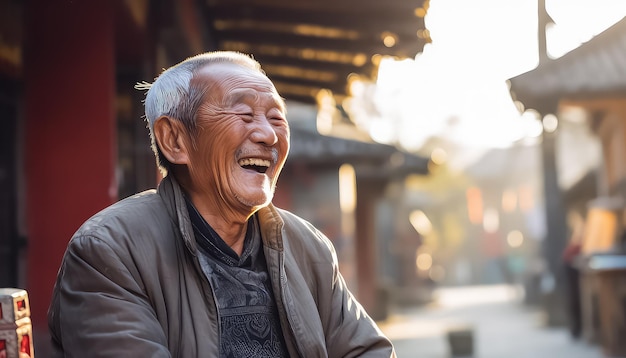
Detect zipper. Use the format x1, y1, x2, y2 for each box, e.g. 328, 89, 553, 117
195, 254, 221, 356
277, 251, 306, 358
208, 278, 221, 356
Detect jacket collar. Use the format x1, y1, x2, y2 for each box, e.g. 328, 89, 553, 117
157, 175, 198, 255
257, 204, 284, 252
157, 174, 285, 253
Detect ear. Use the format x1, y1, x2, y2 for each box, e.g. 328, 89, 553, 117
153, 116, 191, 165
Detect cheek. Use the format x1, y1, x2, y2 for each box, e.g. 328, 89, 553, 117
278, 130, 290, 159
209, 121, 241, 161
189, 121, 239, 184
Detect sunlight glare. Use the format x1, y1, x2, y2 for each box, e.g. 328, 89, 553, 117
369, 119, 396, 144
542, 114, 558, 133
416, 252, 433, 271
545, 0, 626, 58
370, 0, 626, 158
483, 208, 499, 234
434, 284, 519, 308
410, 210, 433, 235
507, 230, 524, 248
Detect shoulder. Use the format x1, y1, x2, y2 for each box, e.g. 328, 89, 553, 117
70, 189, 174, 251
273, 207, 337, 263
57, 189, 183, 299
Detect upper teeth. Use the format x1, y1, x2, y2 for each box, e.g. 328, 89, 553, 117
238, 158, 270, 167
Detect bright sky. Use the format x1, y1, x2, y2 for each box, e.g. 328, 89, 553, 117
367, 0, 626, 170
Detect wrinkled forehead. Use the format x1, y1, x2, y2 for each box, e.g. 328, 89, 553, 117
195, 62, 285, 110
225, 88, 286, 112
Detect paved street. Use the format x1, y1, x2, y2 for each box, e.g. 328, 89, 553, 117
378, 285, 604, 358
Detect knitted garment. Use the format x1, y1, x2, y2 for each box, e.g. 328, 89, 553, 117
186, 199, 288, 358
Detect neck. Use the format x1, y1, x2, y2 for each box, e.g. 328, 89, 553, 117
185, 196, 252, 256
174, 171, 255, 255
205, 212, 248, 255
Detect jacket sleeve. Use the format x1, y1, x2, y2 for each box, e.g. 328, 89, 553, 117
48, 235, 171, 357
315, 233, 396, 358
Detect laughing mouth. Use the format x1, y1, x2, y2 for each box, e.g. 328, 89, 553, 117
238, 158, 271, 174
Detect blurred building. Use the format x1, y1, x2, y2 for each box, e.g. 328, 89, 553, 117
510, 10, 626, 355
0, 0, 431, 353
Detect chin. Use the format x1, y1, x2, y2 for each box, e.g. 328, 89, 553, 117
236, 190, 273, 209
234, 178, 275, 207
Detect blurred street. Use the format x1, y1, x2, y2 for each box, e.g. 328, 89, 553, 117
379, 285, 603, 358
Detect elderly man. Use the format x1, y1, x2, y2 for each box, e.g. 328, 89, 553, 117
48, 51, 396, 357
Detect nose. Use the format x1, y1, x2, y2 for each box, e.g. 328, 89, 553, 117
251, 116, 278, 146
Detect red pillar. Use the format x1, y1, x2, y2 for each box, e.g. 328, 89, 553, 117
355, 179, 387, 320
23, 0, 116, 339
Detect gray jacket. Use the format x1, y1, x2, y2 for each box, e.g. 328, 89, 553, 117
48, 175, 396, 357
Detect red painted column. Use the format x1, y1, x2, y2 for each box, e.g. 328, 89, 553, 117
23, 0, 116, 341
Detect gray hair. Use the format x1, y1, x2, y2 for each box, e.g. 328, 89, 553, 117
136, 51, 263, 174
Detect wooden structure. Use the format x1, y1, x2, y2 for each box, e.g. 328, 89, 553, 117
203, 0, 430, 103
509, 13, 626, 353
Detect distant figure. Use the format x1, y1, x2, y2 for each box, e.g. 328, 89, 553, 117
47, 51, 395, 357
562, 213, 585, 339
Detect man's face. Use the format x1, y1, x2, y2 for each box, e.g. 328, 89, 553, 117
184, 63, 289, 214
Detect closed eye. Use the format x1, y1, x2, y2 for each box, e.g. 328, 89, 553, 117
268, 108, 286, 122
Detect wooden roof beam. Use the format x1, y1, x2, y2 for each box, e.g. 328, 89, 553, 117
207, 1, 428, 19
209, 4, 426, 35
216, 30, 425, 57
